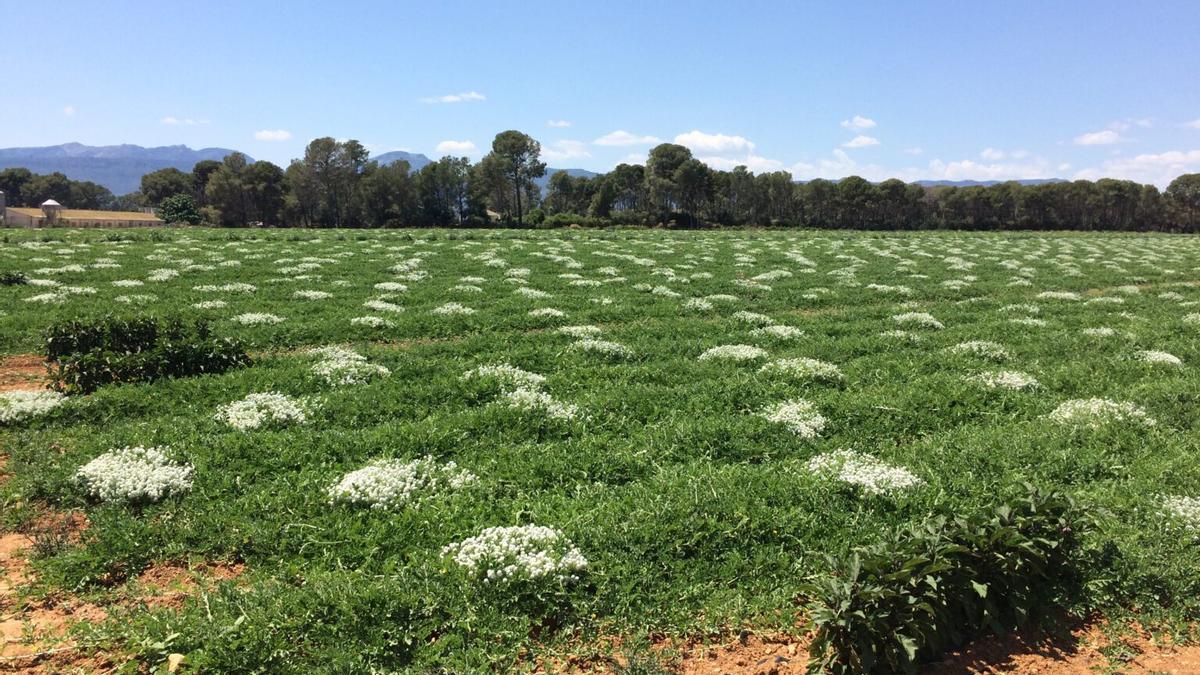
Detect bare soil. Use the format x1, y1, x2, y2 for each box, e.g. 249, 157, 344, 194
0, 357, 47, 394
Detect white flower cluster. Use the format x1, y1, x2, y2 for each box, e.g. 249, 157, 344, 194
364, 299, 404, 313
195, 282, 256, 293
750, 325, 805, 339
569, 338, 633, 358
732, 311, 775, 326
232, 312, 285, 325
193, 300, 228, 310
215, 392, 309, 430
684, 297, 713, 311
892, 312, 944, 330
328, 456, 476, 510
351, 316, 393, 328
1163, 495, 1200, 529
310, 347, 390, 386
501, 388, 581, 421
558, 325, 601, 338
0, 391, 68, 424
758, 399, 827, 438
462, 363, 547, 391
948, 341, 1009, 361
968, 371, 1039, 390
698, 344, 769, 362
76, 446, 193, 503
294, 290, 333, 300
760, 358, 842, 382
432, 302, 475, 316
806, 449, 922, 496
1037, 291, 1081, 301
1047, 398, 1156, 429
529, 308, 566, 318
441, 525, 588, 584
373, 282, 408, 292
1137, 350, 1183, 366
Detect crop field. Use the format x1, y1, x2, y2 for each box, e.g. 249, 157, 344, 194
2, 227, 1200, 672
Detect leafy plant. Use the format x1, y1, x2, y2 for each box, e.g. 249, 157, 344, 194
44, 314, 250, 394
803, 485, 1084, 674
0, 270, 28, 286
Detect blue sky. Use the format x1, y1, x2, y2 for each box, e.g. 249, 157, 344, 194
2, 0, 1199, 185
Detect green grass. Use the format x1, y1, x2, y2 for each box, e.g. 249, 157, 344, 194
2, 227, 1200, 672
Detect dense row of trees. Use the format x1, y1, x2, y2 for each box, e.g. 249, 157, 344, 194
4, 130, 1200, 232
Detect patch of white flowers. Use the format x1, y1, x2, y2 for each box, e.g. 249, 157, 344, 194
698, 344, 768, 362
892, 312, 944, 330
750, 324, 805, 340
232, 313, 285, 326
760, 358, 842, 382
215, 392, 309, 430
1163, 495, 1200, 529
441, 525, 588, 584
294, 290, 333, 300
758, 399, 827, 438
0, 391, 68, 424
1047, 398, 1156, 429
948, 341, 1009, 361
1136, 350, 1182, 366
557, 325, 601, 338
328, 456, 476, 510
501, 388, 581, 421
462, 363, 547, 392
76, 446, 193, 503
569, 338, 633, 358
432, 302, 475, 316
806, 449, 922, 496
310, 347, 390, 385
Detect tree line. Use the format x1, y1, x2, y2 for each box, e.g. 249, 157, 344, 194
3, 130, 1199, 232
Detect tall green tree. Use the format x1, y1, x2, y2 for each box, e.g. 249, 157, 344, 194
140, 167, 192, 206
1166, 173, 1200, 232
482, 130, 546, 224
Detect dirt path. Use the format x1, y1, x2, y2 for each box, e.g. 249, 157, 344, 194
0, 357, 47, 394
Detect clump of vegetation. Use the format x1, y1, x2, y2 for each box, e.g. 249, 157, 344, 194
0, 270, 28, 286
44, 314, 250, 394
803, 485, 1084, 674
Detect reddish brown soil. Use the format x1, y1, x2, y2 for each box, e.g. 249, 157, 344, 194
131, 561, 246, 610
0, 356, 48, 394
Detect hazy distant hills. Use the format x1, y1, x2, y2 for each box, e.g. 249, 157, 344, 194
0, 143, 1062, 197
913, 179, 1064, 188
0, 143, 244, 194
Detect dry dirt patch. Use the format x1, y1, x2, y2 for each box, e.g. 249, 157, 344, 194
0, 356, 48, 394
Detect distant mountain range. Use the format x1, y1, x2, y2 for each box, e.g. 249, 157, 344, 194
0, 143, 1062, 197
0, 143, 244, 195
913, 179, 1064, 188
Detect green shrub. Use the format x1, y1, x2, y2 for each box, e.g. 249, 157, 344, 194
0, 270, 28, 286
44, 314, 250, 394
803, 485, 1084, 674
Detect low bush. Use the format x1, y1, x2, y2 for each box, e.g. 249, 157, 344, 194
803, 485, 1084, 674
0, 270, 28, 286
44, 314, 250, 394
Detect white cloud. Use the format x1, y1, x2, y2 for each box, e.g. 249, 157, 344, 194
162, 116, 207, 126
925, 157, 1055, 181
1074, 129, 1121, 146
1074, 149, 1200, 187
547, 120, 571, 128
594, 130, 661, 146
840, 115, 876, 130
980, 148, 1006, 161
674, 130, 755, 154
617, 152, 647, 166
419, 91, 486, 104
62, 105, 75, 117
541, 140, 591, 162
254, 129, 292, 142
435, 139, 476, 154
1010, 149, 1030, 159
904, 147, 924, 156
1187, 119, 1200, 130
1108, 118, 1153, 132
841, 135, 880, 149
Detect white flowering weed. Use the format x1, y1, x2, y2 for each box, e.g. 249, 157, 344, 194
892, 312, 944, 329
441, 525, 588, 584
760, 358, 842, 382
698, 345, 768, 362
462, 364, 547, 391
76, 446, 193, 503
806, 449, 922, 496
1163, 496, 1200, 529
758, 399, 827, 438
216, 392, 309, 430
232, 313, 285, 326
0, 391, 68, 424
309, 347, 390, 385
570, 339, 633, 358
968, 371, 1039, 390
1047, 398, 1156, 429
328, 456, 476, 510
501, 388, 581, 421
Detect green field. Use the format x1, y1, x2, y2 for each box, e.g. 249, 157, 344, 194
2, 227, 1200, 672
